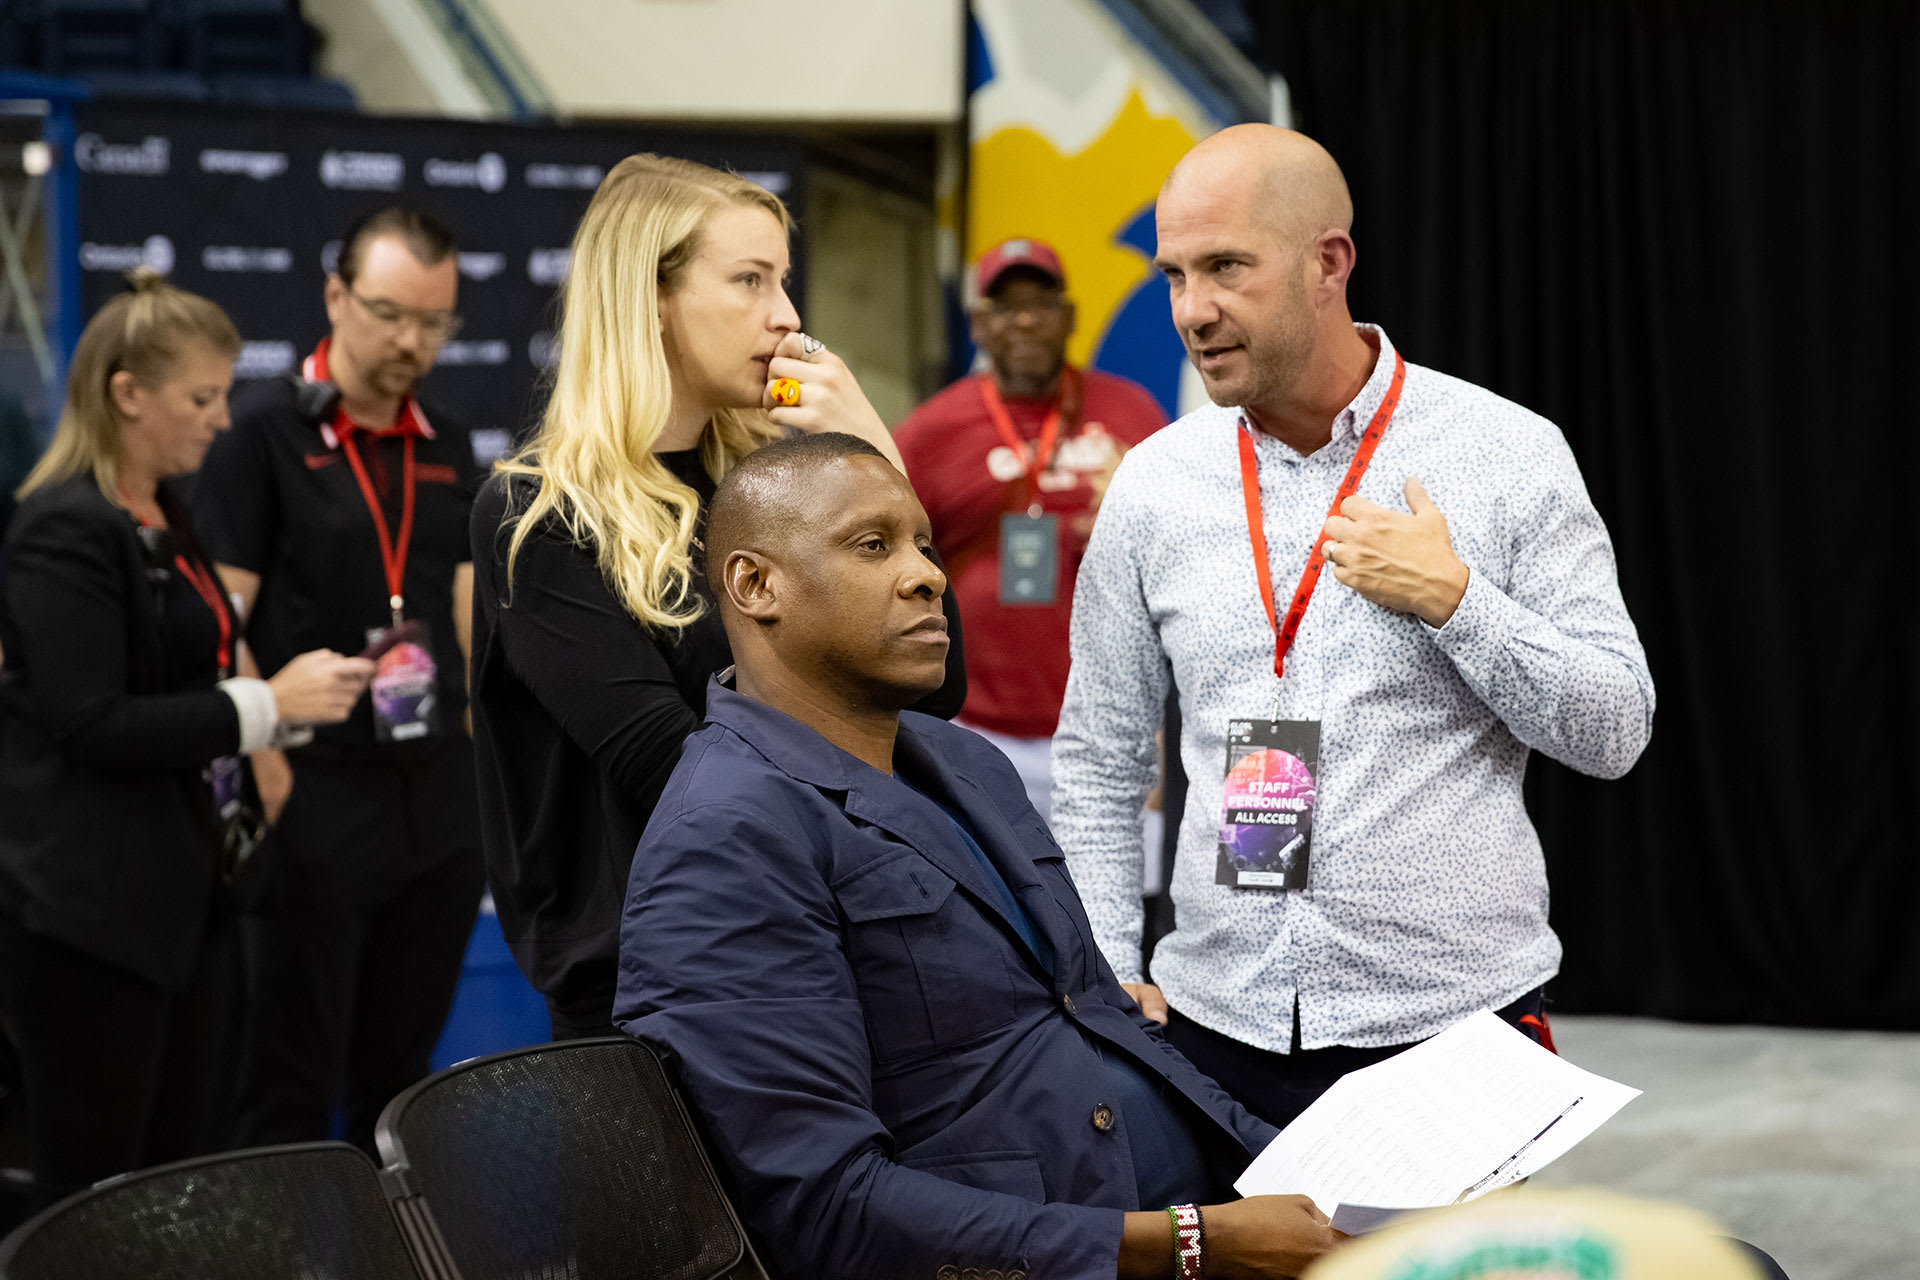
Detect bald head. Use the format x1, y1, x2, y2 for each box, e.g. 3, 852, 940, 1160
1154, 126, 1369, 423
705, 432, 888, 601
1161, 125, 1353, 250
706, 432, 950, 714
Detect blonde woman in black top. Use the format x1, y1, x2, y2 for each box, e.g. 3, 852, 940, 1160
471, 155, 963, 1038
0, 271, 371, 1205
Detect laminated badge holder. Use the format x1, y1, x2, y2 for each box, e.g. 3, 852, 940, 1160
979, 367, 1080, 607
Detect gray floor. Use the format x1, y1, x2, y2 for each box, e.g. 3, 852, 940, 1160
1528, 1015, 1920, 1280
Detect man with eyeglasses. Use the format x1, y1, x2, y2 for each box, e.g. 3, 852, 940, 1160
192, 206, 485, 1153
895, 239, 1167, 821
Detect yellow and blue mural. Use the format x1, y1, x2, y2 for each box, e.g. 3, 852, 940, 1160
960, 0, 1248, 419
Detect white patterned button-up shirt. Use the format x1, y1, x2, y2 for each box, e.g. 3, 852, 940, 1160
1052, 325, 1654, 1053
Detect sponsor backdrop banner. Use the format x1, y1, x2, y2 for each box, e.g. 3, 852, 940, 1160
74, 103, 806, 463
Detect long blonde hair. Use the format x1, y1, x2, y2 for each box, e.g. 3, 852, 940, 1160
497, 154, 789, 629
18, 268, 240, 501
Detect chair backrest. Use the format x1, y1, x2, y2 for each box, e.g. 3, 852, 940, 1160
0, 1141, 428, 1280
376, 1037, 769, 1280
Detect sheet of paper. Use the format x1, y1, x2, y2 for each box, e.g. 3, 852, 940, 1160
1234, 1011, 1640, 1217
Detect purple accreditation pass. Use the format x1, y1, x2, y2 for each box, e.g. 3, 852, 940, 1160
364, 620, 438, 744
1215, 718, 1320, 890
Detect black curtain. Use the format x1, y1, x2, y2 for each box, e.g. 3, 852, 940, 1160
1249, 0, 1920, 1027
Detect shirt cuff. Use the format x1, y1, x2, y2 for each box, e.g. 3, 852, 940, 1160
217, 676, 278, 753
1424, 564, 1487, 642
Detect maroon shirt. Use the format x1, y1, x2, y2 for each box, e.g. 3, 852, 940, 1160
895, 367, 1165, 738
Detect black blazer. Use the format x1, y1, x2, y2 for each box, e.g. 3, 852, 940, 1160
0, 475, 243, 992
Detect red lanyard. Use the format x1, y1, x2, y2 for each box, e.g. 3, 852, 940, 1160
130, 505, 233, 675
979, 367, 1077, 511
306, 337, 426, 625
1238, 351, 1406, 680
173, 553, 233, 676
339, 431, 416, 625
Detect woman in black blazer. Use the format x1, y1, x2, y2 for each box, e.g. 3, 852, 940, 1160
0, 271, 374, 1206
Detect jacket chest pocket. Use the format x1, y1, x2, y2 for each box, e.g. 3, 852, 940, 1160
834, 848, 1018, 1064
1013, 814, 1096, 989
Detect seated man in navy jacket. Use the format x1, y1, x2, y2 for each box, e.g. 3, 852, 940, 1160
615, 433, 1340, 1280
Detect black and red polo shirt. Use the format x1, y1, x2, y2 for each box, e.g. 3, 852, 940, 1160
192, 340, 481, 761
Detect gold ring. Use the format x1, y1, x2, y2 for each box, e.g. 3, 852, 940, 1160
768, 377, 801, 407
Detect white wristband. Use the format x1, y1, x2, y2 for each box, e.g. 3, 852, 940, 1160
218, 676, 279, 753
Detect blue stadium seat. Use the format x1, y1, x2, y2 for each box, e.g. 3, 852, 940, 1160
176, 0, 301, 77
82, 67, 207, 98
0, 1, 41, 69
39, 0, 161, 74
210, 70, 352, 110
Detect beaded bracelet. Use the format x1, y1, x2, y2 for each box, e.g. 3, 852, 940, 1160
1168, 1203, 1205, 1280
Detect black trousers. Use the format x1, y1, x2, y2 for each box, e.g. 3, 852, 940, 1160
546, 991, 618, 1042
0, 901, 239, 1208
234, 738, 484, 1153
1164, 988, 1549, 1131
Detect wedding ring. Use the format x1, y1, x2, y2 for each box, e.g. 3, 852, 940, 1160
768, 377, 802, 407
798, 332, 826, 356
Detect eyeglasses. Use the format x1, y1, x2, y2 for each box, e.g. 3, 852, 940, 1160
346, 286, 463, 341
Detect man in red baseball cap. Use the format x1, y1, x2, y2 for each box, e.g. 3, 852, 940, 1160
894, 238, 1168, 820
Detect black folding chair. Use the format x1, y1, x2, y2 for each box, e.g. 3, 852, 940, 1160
376, 1037, 769, 1280
0, 1141, 435, 1280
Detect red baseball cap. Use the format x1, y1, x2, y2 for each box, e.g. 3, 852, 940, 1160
974, 238, 1067, 299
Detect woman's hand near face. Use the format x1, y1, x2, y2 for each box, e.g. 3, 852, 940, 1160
763, 332, 906, 472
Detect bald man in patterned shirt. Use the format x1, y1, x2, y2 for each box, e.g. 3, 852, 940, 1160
1052, 125, 1654, 1129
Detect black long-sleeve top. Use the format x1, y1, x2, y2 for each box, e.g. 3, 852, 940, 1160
0, 477, 243, 991
469, 449, 966, 1022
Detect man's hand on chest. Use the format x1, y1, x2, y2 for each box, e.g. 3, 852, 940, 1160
1320, 474, 1470, 627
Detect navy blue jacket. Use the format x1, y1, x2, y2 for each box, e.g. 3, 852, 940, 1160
615, 680, 1278, 1280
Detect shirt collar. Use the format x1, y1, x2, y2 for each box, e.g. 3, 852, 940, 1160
305, 337, 435, 448
704, 672, 959, 798
1329, 324, 1396, 445
705, 673, 854, 790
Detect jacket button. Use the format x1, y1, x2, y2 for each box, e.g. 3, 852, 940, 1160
1062, 993, 1076, 1014
961, 1269, 984, 1280
936, 1268, 958, 1280
1009, 1272, 1028, 1280
985, 1270, 1005, 1280
1092, 1102, 1115, 1132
